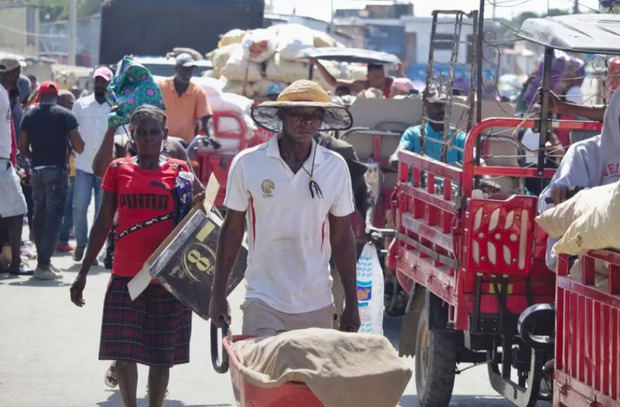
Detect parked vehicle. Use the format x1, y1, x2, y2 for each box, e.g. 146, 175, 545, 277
388, 13, 620, 407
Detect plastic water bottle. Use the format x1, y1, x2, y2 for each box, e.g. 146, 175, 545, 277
356, 242, 384, 335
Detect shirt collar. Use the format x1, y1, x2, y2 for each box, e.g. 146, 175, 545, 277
266, 135, 323, 165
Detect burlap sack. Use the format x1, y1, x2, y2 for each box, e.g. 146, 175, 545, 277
218, 28, 246, 48
544, 181, 620, 255
220, 45, 263, 83
207, 44, 237, 78
221, 78, 256, 98
535, 183, 615, 239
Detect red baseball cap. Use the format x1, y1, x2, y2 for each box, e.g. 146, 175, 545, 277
39, 81, 59, 96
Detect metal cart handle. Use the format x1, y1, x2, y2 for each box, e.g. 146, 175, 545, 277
210, 318, 229, 374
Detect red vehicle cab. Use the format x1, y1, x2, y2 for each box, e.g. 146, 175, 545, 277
388, 13, 620, 407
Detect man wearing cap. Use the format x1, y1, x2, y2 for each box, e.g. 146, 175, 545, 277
0, 57, 30, 275
311, 60, 395, 98
19, 81, 84, 279
210, 79, 360, 335
158, 53, 213, 145
71, 66, 113, 261
389, 86, 466, 165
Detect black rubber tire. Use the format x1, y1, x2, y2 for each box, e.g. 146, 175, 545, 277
414, 307, 458, 407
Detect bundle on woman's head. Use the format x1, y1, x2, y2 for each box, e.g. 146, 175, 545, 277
130, 104, 166, 127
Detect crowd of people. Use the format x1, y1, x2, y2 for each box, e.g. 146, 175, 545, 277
3, 41, 620, 406
0, 53, 215, 279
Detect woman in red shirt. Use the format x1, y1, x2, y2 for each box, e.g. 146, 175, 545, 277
70, 105, 194, 407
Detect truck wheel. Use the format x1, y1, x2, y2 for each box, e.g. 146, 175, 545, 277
415, 308, 457, 407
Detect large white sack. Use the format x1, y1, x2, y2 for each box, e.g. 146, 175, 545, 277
220, 78, 256, 98
313, 30, 342, 48
218, 28, 247, 48
265, 53, 335, 89
535, 183, 615, 239
221, 45, 263, 82
242, 28, 277, 63
209, 92, 253, 114
273, 24, 315, 61
536, 181, 620, 256
207, 44, 237, 78
191, 76, 224, 98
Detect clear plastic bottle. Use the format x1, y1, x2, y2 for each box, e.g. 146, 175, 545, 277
356, 242, 384, 335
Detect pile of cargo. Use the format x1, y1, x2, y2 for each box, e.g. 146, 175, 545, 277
206, 24, 367, 98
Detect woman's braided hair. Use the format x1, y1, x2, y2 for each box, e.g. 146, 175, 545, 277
130, 104, 167, 128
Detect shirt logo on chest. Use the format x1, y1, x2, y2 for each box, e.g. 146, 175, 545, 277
261, 179, 275, 197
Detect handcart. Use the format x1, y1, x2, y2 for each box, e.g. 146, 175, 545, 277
210, 322, 324, 407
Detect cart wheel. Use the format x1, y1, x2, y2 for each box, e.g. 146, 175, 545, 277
414, 309, 457, 407
210, 319, 229, 374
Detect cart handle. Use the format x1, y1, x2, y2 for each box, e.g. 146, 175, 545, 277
210, 318, 229, 374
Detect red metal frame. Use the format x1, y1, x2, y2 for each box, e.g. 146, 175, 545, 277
462, 118, 603, 195
390, 118, 601, 331
554, 251, 620, 407
224, 335, 323, 407
196, 111, 248, 206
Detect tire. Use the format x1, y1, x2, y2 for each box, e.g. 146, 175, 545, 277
414, 307, 458, 407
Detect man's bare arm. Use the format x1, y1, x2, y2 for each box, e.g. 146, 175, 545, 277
18, 130, 31, 158
166, 137, 204, 193
69, 129, 85, 154
549, 91, 606, 122
92, 127, 117, 177
329, 213, 361, 332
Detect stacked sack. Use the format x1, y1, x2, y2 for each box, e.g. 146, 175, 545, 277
207, 24, 367, 98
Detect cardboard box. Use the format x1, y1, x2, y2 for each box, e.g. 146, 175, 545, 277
128, 176, 247, 320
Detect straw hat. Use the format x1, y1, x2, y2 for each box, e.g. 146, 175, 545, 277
251, 80, 353, 133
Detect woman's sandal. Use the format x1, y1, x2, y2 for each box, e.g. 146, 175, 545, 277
104, 361, 118, 388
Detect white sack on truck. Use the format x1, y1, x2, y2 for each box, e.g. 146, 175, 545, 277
220, 45, 262, 83
220, 77, 256, 98
218, 28, 247, 48
241, 28, 277, 63
207, 44, 237, 78
536, 181, 620, 255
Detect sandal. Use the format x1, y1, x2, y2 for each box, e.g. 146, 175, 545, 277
104, 361, 118, 388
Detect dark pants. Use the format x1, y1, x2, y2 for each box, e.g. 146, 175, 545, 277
31, 167, 68, 267
58, 176, 75, 243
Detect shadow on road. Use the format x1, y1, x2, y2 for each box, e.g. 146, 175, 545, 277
97, 390, 232, 407
8, 278, 71, 287
400, 394, 519, 406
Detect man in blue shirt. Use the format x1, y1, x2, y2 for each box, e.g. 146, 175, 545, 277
390, 91, 466, 165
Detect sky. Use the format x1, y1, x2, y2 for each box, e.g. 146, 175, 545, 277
269, 0, 602, 21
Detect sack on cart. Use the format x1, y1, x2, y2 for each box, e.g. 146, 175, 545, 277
230, 328, 411, 407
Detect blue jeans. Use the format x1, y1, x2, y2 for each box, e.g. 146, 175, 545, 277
58, 176, 75, 243
73, 170, 102, 247
31, 167, 69, 267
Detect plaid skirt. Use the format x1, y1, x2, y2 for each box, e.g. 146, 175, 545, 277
99, 276, 192, 367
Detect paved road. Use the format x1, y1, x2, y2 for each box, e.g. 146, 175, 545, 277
0, 232, 524, 406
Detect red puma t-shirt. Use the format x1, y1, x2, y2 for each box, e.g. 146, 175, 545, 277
101, 157, 189, 278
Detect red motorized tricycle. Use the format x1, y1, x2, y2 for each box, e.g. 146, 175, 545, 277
388, 11, 620, 407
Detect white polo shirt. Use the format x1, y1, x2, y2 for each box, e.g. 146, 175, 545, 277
225, 135, 355, 313
0, 86, 12, 160
72, 94, 111, 174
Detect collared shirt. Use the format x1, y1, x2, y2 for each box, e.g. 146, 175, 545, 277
398, 122, 466, 164
224, 135, 355, 313
72, 94, 110, 174
0, 86, 11, 160
158, 77, 212, 144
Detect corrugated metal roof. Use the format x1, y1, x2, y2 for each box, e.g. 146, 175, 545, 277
517, 14, 620, 55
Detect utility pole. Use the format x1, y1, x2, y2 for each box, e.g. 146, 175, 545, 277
573, 0, 579, 13
68, 0, 77, 65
